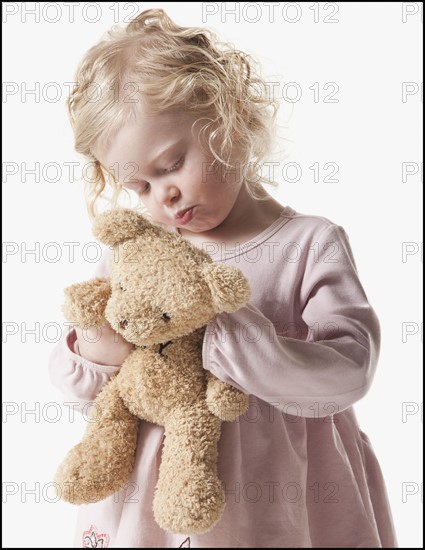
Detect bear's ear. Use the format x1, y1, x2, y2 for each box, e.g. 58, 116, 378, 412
62, 277, 112, 327
202, 263, 251, 313
92, 208, 152, 246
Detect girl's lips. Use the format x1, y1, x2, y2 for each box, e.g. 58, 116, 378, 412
176, 206, 194, 225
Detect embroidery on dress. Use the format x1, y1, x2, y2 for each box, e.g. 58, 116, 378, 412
179, 537, 191, 548
82, 525, 110, 548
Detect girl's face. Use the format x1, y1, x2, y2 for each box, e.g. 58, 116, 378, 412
97, 109, 244, 233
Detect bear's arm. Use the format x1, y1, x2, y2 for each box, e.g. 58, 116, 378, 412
205, 371, 248, 421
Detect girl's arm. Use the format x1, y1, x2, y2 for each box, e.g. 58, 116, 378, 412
48, 328, 122, 412
202, 224, 381, 418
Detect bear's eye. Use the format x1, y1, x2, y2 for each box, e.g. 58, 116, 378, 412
119, 284, 126, 291
161, 312, 171, 322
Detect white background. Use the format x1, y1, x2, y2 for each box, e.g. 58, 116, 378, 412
2, 2, 423, 547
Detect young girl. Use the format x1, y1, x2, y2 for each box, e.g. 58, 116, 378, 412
49, 8, 398, 548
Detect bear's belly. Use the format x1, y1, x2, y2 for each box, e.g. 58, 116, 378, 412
116, 340, 207, 425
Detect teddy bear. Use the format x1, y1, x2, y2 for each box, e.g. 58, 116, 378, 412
54, 208, 251, 535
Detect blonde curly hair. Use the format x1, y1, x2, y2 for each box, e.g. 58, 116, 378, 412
67, 8, 280, 219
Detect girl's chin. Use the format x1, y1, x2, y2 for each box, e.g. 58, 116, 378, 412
167, 213, 224, 234
178, 223, 223, 236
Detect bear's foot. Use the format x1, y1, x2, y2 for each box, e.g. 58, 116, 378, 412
54, 428, 137, 504
55, 378, 139, 504
153, 474, 225, 534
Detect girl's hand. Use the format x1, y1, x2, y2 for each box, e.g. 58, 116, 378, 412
75, 324, 135, 366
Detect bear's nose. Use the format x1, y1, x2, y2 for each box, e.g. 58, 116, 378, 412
120, 320, 128, 329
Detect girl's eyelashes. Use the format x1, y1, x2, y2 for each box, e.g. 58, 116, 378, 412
163, 156, 184, 173
123, 157, 184, 194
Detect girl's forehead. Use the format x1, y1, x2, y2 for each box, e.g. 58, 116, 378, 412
96, 111, 200, 169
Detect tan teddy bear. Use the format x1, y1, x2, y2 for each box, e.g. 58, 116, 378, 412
54, 208, 251, 535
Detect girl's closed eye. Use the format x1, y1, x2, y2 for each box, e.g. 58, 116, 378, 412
164, 156, 184, 173
125, 158, 184, 195
140, 182, 151, 194
123, 180, 150, 194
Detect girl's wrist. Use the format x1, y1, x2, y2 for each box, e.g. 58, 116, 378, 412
75, 326, 134, 365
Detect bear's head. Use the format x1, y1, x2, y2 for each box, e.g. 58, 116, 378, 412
93, 209, 251, 346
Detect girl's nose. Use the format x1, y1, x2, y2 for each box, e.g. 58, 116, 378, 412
158, 184, 180, 206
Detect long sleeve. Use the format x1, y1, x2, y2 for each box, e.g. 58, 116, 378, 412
48, 246, 119, 410
202, 223, 381, 418
48, 330, 121, 411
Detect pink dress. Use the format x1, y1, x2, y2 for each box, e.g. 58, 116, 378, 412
49, 206, 398, 548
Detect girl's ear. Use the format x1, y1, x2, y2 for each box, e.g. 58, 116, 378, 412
202, 263, 251, 313
92, 208, 152, 246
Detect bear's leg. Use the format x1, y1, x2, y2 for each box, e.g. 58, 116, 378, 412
153, 403, 225, 535
54, 377, 139, 504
